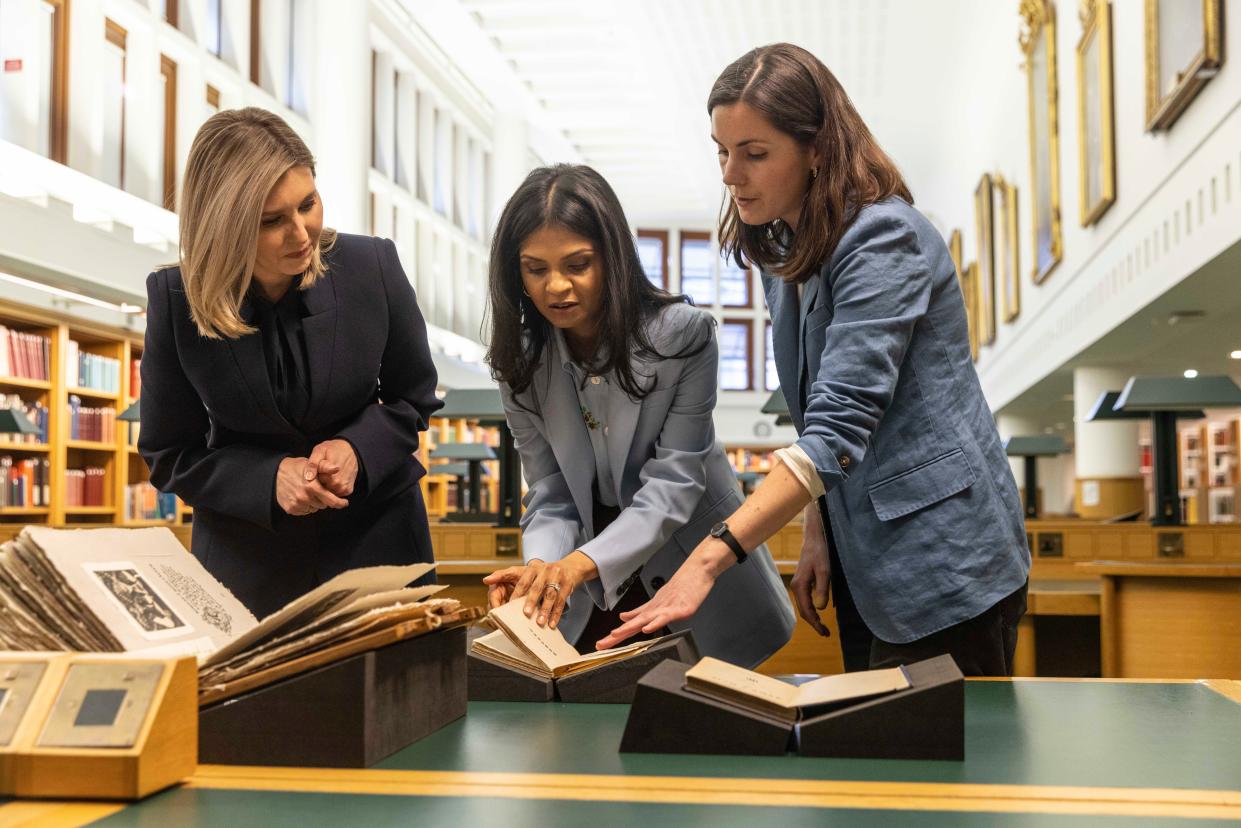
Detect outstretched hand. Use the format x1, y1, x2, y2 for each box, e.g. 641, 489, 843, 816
595, 558, 716, 650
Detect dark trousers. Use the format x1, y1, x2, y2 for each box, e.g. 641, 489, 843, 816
574, 498, 666, 654
819, 500, 1027, 677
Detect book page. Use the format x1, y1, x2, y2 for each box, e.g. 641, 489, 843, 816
22, 526, 257, 654
202, 562, 435, 668
488, 597, 581, 671
793, 666, 910, 707
684, 656, 800, 709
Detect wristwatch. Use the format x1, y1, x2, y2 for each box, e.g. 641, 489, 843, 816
708, 521, 748, 564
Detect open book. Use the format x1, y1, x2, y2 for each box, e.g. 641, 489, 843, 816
0, 527, 482, 704
470, 597, 665, 680
684, 656, 910, 722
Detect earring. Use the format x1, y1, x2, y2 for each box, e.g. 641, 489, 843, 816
810, 167, 819, 180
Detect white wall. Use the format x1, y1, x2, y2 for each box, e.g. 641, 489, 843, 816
927, 1, 1241, 418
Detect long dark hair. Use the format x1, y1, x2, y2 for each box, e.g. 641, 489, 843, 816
486, 164, 704, 402
709, 43, 912, 284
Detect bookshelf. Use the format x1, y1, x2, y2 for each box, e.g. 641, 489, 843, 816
0, 299, 189, 527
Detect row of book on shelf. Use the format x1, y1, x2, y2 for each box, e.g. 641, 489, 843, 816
1, 456, 50, 508
0, 459, 113, 509
62, 341, 121, 393
0, 327, 50, 381
124, 481, 177, 522
66, 396, 116, 442
0, 395, 49, 443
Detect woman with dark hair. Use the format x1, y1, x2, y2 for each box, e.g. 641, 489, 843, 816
600, 45, 1029, 677
481, 164, 793, 667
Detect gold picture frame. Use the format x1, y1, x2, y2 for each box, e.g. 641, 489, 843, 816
1020, 0, 1064, 285
995, 176, 1021, 323
1145, 0, 1224, 132
949, 228, 964, 276
963, 261, 980, 362
1077, 0, 1116, 226
974, 174, 996, 345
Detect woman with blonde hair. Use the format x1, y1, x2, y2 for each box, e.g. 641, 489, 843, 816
139, 107, 441, 616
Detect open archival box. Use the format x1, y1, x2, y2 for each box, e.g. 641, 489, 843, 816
470, 597, 666, 680
684, 656, 910, 722
0, 527, 482, 703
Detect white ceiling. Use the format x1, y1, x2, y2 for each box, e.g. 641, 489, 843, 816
458, 0, 981, 227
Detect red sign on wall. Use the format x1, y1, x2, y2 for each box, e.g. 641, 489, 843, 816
3, 60, 22, 72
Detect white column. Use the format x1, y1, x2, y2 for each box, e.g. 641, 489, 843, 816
1073, 366, 1140, 478
488, 110, 527, 229
307, 0, 368, 234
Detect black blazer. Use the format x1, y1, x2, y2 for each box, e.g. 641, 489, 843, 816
139, 233, 442, 617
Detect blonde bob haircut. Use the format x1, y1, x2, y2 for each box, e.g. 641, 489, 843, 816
178, 107, 336, 339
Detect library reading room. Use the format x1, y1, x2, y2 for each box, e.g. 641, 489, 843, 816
1, 1, 1240, 825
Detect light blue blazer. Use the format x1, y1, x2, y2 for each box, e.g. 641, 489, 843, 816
766, 197, 1030, 644
500, 302, 795, 668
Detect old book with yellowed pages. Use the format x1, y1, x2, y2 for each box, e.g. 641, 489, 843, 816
684, 656, 910, 722
0, 526, 482, 704
470, 597, 665, 680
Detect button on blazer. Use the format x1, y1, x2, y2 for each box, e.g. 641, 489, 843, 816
139, 233, 442, 617
766, 197, 1030, 644
502, 302, 795, 668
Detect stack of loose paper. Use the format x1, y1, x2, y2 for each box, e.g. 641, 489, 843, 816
0, 527, 482, 704
470, 597, 665, 680
684, 656, 911, 722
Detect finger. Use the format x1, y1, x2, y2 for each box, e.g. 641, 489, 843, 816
536, 570, 563, 626
482, 567, 523, 585
548, 596, 566, 629
306, 480, 348, 509
512, 567, 540, 605
523, 570, 548, 617
303, 461, 318, 482
793, 578, 825, 634
596, 616, 648, 650
812, 562, 829, 610
487, 585, 509, 610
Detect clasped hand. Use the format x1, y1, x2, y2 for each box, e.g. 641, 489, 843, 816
275, 439, 359, 516
482, 552, 598, 630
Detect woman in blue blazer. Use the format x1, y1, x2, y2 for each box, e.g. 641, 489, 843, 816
140, 109, 440, 618
481, 164, 793, 668
601, 45, 1030, 676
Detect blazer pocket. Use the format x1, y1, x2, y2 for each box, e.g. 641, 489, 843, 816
867, 448, 977, 522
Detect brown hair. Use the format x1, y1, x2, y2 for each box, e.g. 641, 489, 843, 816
178, 107, 336, 338
708, 43, 912, 284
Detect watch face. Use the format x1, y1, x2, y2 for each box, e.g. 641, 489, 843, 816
709, 521, 726, 538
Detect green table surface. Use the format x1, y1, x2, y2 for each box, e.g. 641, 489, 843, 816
372, 681, 1241, 792
78, 680, 1241, 826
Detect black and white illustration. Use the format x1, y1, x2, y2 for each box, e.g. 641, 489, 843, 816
84, 562, 188, 640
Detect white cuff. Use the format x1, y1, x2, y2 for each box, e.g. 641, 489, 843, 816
774, 444, 826, 498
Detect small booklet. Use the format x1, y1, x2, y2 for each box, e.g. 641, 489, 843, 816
470, 597, 665, 680
684, 656, 910, 722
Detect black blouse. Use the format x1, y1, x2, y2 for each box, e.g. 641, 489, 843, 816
250, 281, 311, 428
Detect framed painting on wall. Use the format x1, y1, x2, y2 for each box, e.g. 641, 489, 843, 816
1077, 0, 1116, 225
995, 176, 1021, 323
974, 173, 996, 346
1020, 0, 1063, 285
963, 261, 980, 362
1145, 0, 1224, 131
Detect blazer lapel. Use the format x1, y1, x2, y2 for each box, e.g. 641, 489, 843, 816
227, 298, 292, 432
605, 376, 642, 503
299, 273, 338, 428
772, 280, 802, 430
795, 274, 821, 418
536, 361, 596, 537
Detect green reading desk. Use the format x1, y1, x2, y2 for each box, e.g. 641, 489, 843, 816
7, 679, 1241, 826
